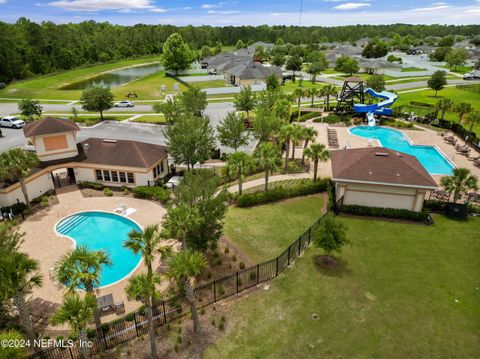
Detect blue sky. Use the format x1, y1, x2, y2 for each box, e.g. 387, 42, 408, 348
1, 0, 480, 26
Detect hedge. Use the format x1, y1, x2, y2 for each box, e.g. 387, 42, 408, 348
340, 204, 429, 222
424, 199, 480, 214
0, 202, 27, 216
236, 178, 330, 207
313, 114, 351, 124
78, 181, 104, 190
133, 186, 170, 203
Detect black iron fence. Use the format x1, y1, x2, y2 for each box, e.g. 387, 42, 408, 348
29, 213, 326, 359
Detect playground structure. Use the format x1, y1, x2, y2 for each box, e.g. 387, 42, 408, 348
335, 76, 397, 126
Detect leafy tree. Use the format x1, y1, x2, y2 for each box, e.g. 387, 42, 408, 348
214, 41, 222, 55
429, 46, 452, 62
322, 84, 337, 112
80, 86, 113, 119
152, 97, 183, 123
336, 56, 359, 75
440, 168, 478, 203
161, 204, 200, 249
0, 149, 39, 210
465, 112, 480, 138
306, 88, 320, 107
266, 74, 280, 91
290, 124, 304, 160
51, 294, 96, 359
200, 45, 212, 59
366, 74, 386, 92
274, 98, 292, 123
293, 87, 307, 116
254, 142, 281, 191
301, 127, 318, 165
55, 246, 111, 329
163, 115, 215, 170
176, 86, 207, 117
427, 71, 447, 97
125, 274, 161, 358
435, 98, 453, 121
454, 102, 473, 126
233, 86, 256, 119
272, 53, 286, 67
216, 111, 249, 152
307, 61, 326, 84
362, 39, 389, 59
235, 39, 245, 49
0, 252, 42, 347
253, 106, 282, 141
0, 330, 26, 358
167, 249, 207, 333
276, 38, 285, 46
286, 55, 303, 79
313, 213, 349, 258
161, 33, 194, 75
17, 98, 42, 121
304, 143, 330, 181
226, 151, 254, 195
438, 35, 455, 47
254, 46, 267, 62
278, 124, 295, 169
445, 48, 468, 70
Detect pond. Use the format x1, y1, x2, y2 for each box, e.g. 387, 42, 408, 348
60, 63, 163, 90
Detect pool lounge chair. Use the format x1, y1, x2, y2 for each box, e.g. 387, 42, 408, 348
115, 302, 126, 315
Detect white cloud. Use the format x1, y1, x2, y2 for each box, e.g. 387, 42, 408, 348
201, 4, 220, 9
412, 5, 451, 11
0, 0, 6, 4
333, 2, 370, 10
207, 10, 238, 14
150, 7, 167, 13
47, 0, 154, 11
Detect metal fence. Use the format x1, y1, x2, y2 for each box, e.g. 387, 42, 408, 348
30, 213, 326, 359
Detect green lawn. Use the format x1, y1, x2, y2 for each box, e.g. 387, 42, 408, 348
130, 114, 166, 124
439, 65, 473, 75
191, 80, 229, 89
224, 195, 324, 263
401, 67, 427, 72
281, 81, 327, 93
206, 214, 480, 359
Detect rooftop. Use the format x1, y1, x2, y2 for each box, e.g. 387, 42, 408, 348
331, 147, 438, 188
23, 117, 80, 137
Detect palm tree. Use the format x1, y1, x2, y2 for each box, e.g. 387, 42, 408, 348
304, 143, 330, 181
465, 111, 480, 139
435, 98, 453, 121
0, 252, 42, 347
167, 249, 207, 333
254, 142, 281, 191
225, 151, 254, 195
55, 246, 111, 329
51, 294, 96, 359
124, 225, 162, 280
454, 102, 473, 126
290, 124, 304, 160
0, 149, 39, 210
440, 168, 478, 203
278, 124, 295, 170
322, 84, 337, 112
161, 204, 200, 249
125, 274, 162, 359
306, 88, 319, 107
301, 127, 318, 165
293, 87, 306, 119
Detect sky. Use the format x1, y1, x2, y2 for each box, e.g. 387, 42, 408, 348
1, 0, 480, 26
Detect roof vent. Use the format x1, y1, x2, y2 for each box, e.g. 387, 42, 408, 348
102, 139, 117, 144
83, 143, 89, 152
375, 152, 389, 157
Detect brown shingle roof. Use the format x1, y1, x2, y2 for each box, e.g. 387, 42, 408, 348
331, 147, 438, 188
79, 138, 167, 169
23, 117, 80, 137
344, 76, 364, 83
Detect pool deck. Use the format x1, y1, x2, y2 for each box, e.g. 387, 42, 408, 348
19, 188, 169, 330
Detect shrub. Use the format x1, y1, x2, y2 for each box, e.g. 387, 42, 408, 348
216, 258, 222, 266
224, 246, 229, 254
239, 261, 245, 270
78, 181, 104, 190
340, 204, 429, 222
236, 178, 330, 207
133, 186, 170, 203
232, 254, 237, 262
313, 114, 351, 124
103, 188, 113, 197
0, 202, 27, 216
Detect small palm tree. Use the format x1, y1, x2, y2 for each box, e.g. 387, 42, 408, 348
124, 225, 162, 280
293, 87, 306, 118
161, 204, 200, 249
125, 274, 162, 359
304, 143, 330, 181
440, 168, 478, 203
454, 102, 473, 126
51, 294, 96, 359
465, 111, 480, 139
0, 149, 39, 210
301, 127, 318, 165
306, 88, 319, 107
254, 142, 281, 191
435, 98, 453, 121
278, 124, 295, 169
290, 124, 304, 160
322, 85, 337, 112
167, 249, 207, 333
226, 151, 254, 195
55, 246, 111, 329
0, 252, 42, 347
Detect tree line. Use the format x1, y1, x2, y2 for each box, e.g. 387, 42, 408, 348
1, 18, 480, 83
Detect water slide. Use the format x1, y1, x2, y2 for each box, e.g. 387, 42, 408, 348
353, 88, 398, 126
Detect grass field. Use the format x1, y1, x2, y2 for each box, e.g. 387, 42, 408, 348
206, 213, 480, 359
401, 67, 427, 72
191, 80, 229, 89
130, 114, 166, 124
224, 195, 324, 263
439, 65, 473, 74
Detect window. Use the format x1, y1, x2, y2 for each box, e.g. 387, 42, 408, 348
127, 172, 135, 184
119, 172, 126, 183
153, 167, 158, 178
111, 171, 119, 182
160, 161, 164, 172
95, 170, 103, 181
103, 170, 111, 182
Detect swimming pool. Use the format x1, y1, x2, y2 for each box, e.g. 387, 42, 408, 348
349, 126, 454, 175
55, 211, 142, 288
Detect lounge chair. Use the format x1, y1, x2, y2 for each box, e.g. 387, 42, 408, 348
115, 302, 126, 315
114, 204, 127, 215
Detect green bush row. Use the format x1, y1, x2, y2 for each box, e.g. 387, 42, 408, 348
0, 202, 27, 215
133, 186, 170, 203
340, 204, 429, 222
78, 181, 104, 190
313, 114, 351, 124
236, 178, 330, 207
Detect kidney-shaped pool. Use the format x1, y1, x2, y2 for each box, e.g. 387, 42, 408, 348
55, 211, 142, 288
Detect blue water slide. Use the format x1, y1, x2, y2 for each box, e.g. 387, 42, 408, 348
353, 88, 398, 116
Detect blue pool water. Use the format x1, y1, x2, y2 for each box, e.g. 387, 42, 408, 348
56, 211, 142, 287
350, 126, 454, 175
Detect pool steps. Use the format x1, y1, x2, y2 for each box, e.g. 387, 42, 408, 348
57, 215, 89, 234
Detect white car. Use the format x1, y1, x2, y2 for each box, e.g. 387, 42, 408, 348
165, 176, 183, 189
114, 100, 134, 108
0, 116, 25, 129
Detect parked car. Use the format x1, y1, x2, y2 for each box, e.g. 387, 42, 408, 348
0, 116, 25, 128
114, 100, 134, 108
463, 70, 480, 80
165, 176, 183, 189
